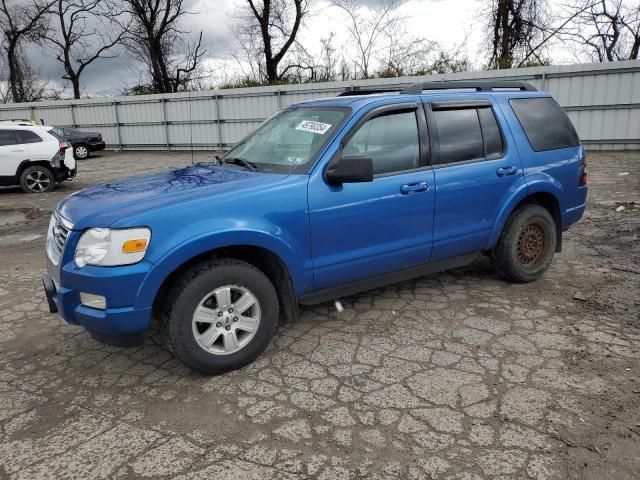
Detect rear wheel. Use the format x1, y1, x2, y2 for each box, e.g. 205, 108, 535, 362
163, 259, 279, 374
74, 144, 89, 160
19, 166, 55, 193
492, 204, 556, 283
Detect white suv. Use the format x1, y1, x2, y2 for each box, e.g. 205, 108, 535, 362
0, 125, 76, 193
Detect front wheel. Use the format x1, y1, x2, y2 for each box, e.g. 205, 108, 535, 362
74, 144, 90, 160
492, 204, 557, 283
163, 259, 279, 374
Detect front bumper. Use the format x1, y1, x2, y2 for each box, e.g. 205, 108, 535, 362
44, 257, 155, 340
88, 141, 106, 151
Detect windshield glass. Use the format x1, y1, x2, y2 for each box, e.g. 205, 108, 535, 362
223, 107, 349, 173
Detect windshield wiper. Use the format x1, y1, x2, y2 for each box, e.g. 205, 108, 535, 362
221, 156, 258, 172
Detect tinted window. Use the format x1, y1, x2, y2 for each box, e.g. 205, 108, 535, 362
344, 110, 419, 175
510, 97, 579, 151
433, 109, 483, 164
0, 130, 16, 146
16, 130, 43, 144
478, 107, 503, 159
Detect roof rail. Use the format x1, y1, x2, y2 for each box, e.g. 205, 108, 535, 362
400, 81, 537, 94
338, 88, 402, 97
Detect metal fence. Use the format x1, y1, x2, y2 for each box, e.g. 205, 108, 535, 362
1, 60, 638, 151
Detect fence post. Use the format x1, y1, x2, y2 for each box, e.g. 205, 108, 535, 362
161, 98, 169, 150
70, 103, 77, 128
113, 101, 122, 151
214, 94, 223, 150
541, 71, 547, 91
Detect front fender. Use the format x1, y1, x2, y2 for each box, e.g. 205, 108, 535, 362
133, 222, 306, 309
487, 177, 564, 249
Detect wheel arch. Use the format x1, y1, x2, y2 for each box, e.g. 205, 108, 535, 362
16, 160, 53, 178
490, 187, 563, 252
150, 244, 300, 326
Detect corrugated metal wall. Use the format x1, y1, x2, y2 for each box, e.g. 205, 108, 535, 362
1, 60, 638, 151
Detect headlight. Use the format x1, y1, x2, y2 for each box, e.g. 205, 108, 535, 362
75, 228, 151, 267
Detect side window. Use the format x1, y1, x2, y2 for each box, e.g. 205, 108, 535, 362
433, 109, 484, 164
343, 110, 419, 175
478, 107, 503, 159
509, 97, 579, 151
16, 130, 43, 144
0, 130, 17, 146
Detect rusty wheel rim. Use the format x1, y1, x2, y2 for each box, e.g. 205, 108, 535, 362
516, 220, 550, 268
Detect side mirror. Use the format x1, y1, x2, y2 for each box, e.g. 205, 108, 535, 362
325, 155, 374, 185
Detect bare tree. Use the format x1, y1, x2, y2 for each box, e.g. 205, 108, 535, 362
119, 0, 205, 93
330, 0, 406, 79
45, 0, 126, 98
0, 0, 55, 102
484, 0, 550, 69
561, 0, 639, 61
233, 0, 309, 84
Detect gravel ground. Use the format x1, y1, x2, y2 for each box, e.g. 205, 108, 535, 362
0, 150, 639, 480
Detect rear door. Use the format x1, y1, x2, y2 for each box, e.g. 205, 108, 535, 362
0, 130, 24, 177
426, 98, 527, 260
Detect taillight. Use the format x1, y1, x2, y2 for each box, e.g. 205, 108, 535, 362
59, 141, 69, 150
579, 152, 587, 186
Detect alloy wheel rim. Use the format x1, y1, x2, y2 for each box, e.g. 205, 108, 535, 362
191, 285, 261, 355
516, 220, 549, 268
25, 170, 51, 192
76, 146, 88, 158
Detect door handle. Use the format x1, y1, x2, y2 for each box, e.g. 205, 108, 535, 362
497, 166, 518, 177
11, 149, 25, 152
400, 181, 428, 195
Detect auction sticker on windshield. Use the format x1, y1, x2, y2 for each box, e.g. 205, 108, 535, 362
296, 120, 332, 135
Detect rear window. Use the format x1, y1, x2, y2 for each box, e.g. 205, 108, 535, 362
433, 109, 484, 164
510, 98, 579, 151
432, 106, 504, 164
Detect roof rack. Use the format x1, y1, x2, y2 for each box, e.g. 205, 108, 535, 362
338, 88, 402, 97
400, 80, 537, 94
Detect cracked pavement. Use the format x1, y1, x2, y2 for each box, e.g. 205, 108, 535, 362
1, 151, 639, 479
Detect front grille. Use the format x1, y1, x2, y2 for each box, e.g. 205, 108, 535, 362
47, 214, 71, 265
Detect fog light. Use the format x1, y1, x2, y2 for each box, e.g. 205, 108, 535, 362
80, 292, 106, 310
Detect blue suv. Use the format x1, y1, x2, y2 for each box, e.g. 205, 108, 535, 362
43, 81, 587, 373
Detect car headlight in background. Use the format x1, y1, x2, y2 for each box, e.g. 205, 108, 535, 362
74, 228, 151, 267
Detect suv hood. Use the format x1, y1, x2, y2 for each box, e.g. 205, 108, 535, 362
58, 163, 288, 229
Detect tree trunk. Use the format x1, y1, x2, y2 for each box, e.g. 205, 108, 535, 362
71, 76, 81, 99
7, 42, 21, 102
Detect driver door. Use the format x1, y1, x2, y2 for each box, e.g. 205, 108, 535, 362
308, 104, 435, 290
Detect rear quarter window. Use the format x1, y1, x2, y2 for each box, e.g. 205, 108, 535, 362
16, 130, 43, 144
509, 97, 579, 151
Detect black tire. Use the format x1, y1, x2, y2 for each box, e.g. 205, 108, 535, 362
74, 144, 90, 160
163, 259, 279, 374
19, 165, 56, 194
492, 204, 557, 283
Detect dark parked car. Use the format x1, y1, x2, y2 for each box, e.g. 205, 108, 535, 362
52, 126, 105, 160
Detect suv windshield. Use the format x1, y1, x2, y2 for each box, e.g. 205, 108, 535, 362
223, 107, 348, 173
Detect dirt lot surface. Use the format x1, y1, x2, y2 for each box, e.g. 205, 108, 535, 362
0, 151, 639, 479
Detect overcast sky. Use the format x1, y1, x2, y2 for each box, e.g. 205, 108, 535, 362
29, 0, 577, 97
